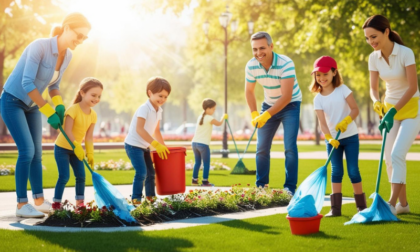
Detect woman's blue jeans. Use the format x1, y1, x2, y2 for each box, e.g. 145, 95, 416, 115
0, 91, 44, 203
53, 145, 85, 202
256, 101, 301, 193
192, 142, 211, 180
125, 143, 156, 201
326, 134, 362, 184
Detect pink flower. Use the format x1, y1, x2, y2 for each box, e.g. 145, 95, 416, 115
241, 194, 245, 198
219, 197, 224, 201
198, 196, 201, 199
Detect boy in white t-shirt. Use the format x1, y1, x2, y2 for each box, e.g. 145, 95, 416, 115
124, 77, 171, 204
310, 56, 366, 217
191, 98, 227, 186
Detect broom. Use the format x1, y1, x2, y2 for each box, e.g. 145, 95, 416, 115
345, 128, 399, 225
226, 119, 257, 175
58, 125, 136, 223
288, 131, 341, 213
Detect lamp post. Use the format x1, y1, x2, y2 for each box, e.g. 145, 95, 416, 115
203, 6, 254, 158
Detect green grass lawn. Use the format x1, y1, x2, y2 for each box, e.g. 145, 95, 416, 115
1, 149, 419, 251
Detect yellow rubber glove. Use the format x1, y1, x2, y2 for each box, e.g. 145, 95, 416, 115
52, 95, 65, 125
251, 111, 259, 127
85, 141, 94, 168
335, 116, 353, 133
252, 111, 271, 128
39, 103, 61, 129
151, 140, 170, 160
73, 140, 85, 161
373, 101, 385, 117
325, 134, 340, 149
223, 114, 228, 120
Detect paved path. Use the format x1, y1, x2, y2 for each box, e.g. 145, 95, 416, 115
0, 185, 355, 232
213, 151, 420, 160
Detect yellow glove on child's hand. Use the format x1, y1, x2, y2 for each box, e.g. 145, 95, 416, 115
335, 116, 353, 133
151, 140, 170, 160
85, 141, 94, 168
325, 134, 340, 149
252, 111, 271, 128
73, 141, 85, 161
373, 101, 385, 117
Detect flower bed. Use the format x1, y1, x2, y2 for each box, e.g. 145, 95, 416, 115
94, 159, 133, 171
36, 186, 291, 228
0, 163, 15, 176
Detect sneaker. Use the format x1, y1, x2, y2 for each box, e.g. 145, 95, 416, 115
34, 199, 52, 213
201, 180, 214, 187
283, 187, 294, 196
192, 178, 199, 186
16, 204, 45, 218
387, 202, 397, 216
396, 202, 410, 214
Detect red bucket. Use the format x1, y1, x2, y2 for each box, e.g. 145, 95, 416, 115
152, 147, 186, 195
286, 214, 323, 235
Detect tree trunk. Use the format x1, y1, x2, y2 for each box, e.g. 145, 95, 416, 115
314, 112, 320, 145
0, 49, 8, 136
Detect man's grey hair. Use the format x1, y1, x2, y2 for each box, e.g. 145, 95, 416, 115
251, 32, 272, 46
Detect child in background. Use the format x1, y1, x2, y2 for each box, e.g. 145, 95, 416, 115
191, 98, 227, 186
124, 77, 171, 204
54, 77, 103, 206
310, 56, 366, 216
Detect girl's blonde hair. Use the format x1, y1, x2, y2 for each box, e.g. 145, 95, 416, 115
309, 68, 343, 93
199, 98, 216, 125
72, 77, 103, 104
51, 12, 91, 37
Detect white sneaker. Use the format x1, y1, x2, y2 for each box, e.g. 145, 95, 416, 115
16, 204, 45, 218
34, 200, 52, 213
387, 202, 397, 216
396, 202, 410, 214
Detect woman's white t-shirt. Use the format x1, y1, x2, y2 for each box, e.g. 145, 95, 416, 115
192, 115, 214, 145
368, 42, 419, 105
313, 84, 358, 140
124, 100, 162, 149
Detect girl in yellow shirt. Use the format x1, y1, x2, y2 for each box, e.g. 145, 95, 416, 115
53, 77, 103, 206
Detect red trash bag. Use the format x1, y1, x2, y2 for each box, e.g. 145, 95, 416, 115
152, 147, 186, 195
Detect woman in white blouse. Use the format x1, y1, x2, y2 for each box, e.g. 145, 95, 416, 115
364, 15, 420, 215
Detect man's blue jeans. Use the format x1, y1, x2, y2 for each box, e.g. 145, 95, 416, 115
53, 145, 85, 202
256, 101, 301, 193
125, 143, 156, 201
192, 142, 211, 180
0, 91, 44, 203
326, 134, 362, 184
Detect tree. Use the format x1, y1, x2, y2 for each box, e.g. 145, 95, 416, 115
0, 0, 64, 136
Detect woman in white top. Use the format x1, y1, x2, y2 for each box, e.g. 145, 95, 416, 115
191, 98, 227, 186
364, 15, 420, 215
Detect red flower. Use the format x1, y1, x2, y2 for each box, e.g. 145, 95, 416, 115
241, 194, 245, 198
52, 202, 61, 210
238, 183, 241, 186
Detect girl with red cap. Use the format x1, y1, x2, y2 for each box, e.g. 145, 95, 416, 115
310, 56, 366, 217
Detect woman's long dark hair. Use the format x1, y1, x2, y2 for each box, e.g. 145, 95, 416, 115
362, 15, 404, 45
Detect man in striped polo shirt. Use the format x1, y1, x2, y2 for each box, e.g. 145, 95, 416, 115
245, 32, 301, 194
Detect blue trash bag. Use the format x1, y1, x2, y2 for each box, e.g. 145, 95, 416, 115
345, 192, 399, 225
92, 172, 136, 223
287, 194, 318, 218
288, 165, 327, 213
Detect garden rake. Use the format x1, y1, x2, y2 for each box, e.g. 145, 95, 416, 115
226, 119, 257, 175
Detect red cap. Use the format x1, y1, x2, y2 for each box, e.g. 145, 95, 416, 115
312, 56, 337, 74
